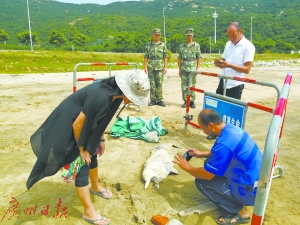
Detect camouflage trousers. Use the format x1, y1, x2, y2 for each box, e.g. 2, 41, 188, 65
181, 71, 196, 101
148, 69, 164, 102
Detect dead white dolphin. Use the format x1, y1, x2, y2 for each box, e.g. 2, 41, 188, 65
142, 143, 178, 189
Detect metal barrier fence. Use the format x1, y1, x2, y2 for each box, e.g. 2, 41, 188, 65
252, 73, 292, 225
184, 71, 279, 130
72, 62, 139, 92
184, 71, 292, 225
72, 62, 141, 112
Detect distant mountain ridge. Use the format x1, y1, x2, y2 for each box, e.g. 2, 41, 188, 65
0, 0, 299, 52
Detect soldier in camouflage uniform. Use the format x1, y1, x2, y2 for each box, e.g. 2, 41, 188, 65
144, 28, 168, 107
178, 28, 202, 108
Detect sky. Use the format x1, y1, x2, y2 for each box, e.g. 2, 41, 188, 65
55, 0, 140, 5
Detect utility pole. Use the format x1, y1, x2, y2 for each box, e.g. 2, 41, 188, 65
210, 36, 211, 54
212, 10, 218, 44
163, 6, 167, 45
27, 0, 33, 51
251, 16, 255, 42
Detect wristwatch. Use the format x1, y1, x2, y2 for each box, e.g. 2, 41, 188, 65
99, 139, 105, 142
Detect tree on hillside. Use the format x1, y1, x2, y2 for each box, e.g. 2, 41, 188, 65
73, 33, 89, 51
103, 41, 110, 48
252, 41, 264, 54
168, 33, 184, 53
133, 34, 148, 52
263, 39, 276, 52
17, 30, 39, 45
212, 40, 226, 54
276, 40, 296, 53
0, 29, 10, 43
115, 32, 133, 52
48, 30, 67, 47
197, 37, 210, 54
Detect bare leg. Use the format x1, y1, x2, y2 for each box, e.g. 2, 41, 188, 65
89, 167, 106, 192
76, 185, 110, 223
89, 167, 112, 199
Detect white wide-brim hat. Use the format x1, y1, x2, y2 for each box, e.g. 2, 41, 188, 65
115, 70, 150, 106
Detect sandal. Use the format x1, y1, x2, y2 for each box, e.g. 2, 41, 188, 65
216, 213, 250, 224
82, 215, 110, 225
90, 189, 113, 199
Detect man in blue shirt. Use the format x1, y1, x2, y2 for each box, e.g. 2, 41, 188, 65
174, 109, 262, 224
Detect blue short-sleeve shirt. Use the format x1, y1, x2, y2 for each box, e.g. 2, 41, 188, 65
204, 124, 262, 205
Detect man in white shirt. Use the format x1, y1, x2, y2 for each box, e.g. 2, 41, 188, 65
214, 22, 255, 100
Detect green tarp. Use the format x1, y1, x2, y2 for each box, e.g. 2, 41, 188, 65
110, 116, 168, 142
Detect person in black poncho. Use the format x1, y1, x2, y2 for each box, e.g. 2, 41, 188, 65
26, 70, 150, 225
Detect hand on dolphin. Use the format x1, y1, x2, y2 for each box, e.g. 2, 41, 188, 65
173, 153, 190, 171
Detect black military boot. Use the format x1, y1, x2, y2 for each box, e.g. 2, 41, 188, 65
157, 101, 166, 107
181, 101, 186, 108
148, 100, 156, 106
190, 101, 196, 109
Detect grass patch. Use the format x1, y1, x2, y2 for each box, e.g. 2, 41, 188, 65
0, 50, 299, 74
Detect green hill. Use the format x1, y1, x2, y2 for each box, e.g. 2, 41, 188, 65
0, 0, 299, 53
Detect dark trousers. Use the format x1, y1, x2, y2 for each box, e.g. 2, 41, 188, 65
195, 177, 244, 214
216, 78, 244, 100
75, 154, 98, 187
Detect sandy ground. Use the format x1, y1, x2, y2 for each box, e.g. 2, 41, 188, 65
0, 67, 299, 225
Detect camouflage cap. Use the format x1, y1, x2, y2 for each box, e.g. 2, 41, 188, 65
186, 28, 194, 35
152, 28, 161, 34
